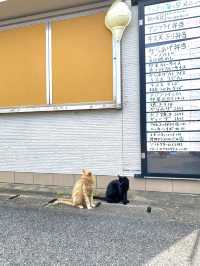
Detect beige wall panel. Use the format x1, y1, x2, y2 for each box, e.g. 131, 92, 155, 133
52, 12, 113, 104
0, 24, 46, 107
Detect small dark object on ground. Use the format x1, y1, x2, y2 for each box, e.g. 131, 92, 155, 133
9, 194, 20, 200
146, 206, 151, 213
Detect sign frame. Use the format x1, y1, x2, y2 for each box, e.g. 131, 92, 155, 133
138, 0, 200, 179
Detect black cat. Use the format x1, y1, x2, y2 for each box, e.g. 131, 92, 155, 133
95, 175, 130, 205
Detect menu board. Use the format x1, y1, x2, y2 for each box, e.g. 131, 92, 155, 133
144, 0, 200, 152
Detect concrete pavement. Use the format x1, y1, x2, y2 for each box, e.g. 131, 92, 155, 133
0, 191, 199, 265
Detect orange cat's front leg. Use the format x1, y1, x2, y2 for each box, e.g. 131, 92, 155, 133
90, 192, 96, 208
82, 185, 92, 209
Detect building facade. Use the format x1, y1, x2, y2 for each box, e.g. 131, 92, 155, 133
0, 0, 199, 194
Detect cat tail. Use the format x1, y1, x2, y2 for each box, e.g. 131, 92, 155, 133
44, 197, 73, 207
93, 196, 107, 202
53, 198, 73, 206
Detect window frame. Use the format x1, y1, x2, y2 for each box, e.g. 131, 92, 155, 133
0, 7, 121, 114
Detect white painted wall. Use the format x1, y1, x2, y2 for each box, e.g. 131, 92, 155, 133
0, 2, 141, 176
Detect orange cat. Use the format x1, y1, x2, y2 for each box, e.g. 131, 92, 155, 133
53, 169, 96, 209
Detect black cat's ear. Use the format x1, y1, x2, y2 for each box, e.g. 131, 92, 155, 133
118, 175, 123, 182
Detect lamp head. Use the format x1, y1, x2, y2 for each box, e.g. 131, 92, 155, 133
105, 0, 132, 41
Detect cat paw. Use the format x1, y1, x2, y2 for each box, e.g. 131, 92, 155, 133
77, 205, 84, 209
87, 206, 93, 210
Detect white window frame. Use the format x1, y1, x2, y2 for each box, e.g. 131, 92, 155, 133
0, 2, 122, 114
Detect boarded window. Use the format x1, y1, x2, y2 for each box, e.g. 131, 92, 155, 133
0, 23, 46, 108
52, 12, 113, 105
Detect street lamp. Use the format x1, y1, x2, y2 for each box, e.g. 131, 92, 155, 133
105, 0, 132, 108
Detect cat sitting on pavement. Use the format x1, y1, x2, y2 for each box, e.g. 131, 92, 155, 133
51, 169, 99, 209
95, 175, 130, 205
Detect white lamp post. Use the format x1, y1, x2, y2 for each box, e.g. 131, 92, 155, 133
105, 0, 132, 108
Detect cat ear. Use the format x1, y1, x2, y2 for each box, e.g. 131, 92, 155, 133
82, 169, 86, 174
118, 175, 123, 182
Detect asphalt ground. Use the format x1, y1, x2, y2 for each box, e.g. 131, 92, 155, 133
0, 191, 199, 266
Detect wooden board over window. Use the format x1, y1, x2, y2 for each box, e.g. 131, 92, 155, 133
52, 12, 113, 105
0, 24, 46, 108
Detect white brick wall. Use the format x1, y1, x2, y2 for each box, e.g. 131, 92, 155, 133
0, 2, 141, 177
122, 5, 141, 175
